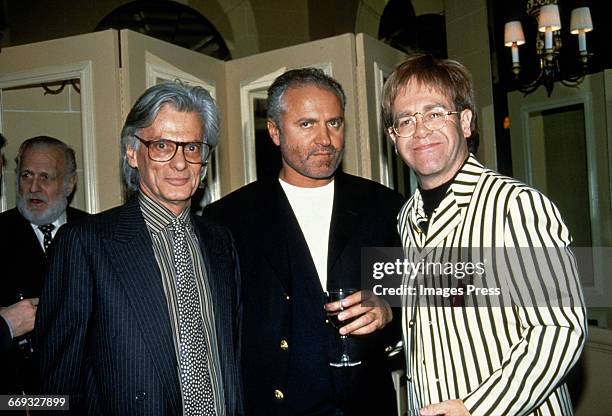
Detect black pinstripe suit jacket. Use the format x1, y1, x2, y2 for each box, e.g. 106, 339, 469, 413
34, 195, 243, 415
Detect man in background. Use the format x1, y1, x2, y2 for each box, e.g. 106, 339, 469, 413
0, 136, 88, 396
205, 68, 404, 415
0, 133, 28, 356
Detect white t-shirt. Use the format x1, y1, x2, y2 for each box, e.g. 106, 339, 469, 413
279, 178, 334, 290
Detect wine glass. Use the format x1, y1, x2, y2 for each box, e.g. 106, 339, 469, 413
325, 288, 361, 367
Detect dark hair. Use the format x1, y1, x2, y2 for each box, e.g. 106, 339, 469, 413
121, 81, 220, 191
266, 67, 346, 127
0, 133, 6, 149
382, 54, 477, 138
15, 136, 77, 185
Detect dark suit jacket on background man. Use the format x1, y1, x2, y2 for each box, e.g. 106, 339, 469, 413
0, 135, 88, 398
0, 206, 88, 304
0, 207, 88, 395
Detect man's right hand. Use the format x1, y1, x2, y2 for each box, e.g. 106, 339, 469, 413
0, 297, 38, 338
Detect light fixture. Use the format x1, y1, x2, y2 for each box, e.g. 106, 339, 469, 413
504, 1, 594, 96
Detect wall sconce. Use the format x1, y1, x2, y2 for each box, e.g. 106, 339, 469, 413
504, 1, 593, 96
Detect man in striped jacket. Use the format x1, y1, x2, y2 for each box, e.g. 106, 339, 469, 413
381, 54, 586, 415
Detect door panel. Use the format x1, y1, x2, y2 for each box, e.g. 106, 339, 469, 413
0, 30, 121, 212
508, 73, 612, 307
355, 33, 414, 197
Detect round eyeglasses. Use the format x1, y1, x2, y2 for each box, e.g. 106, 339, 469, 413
133, 134, 212, 164
392, 109, 460, 138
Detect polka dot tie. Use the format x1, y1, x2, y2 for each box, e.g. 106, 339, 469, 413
172, 218, 216, 416
38, 224, 55, 253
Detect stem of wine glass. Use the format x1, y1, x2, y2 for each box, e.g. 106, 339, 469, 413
340, 335, 349, 364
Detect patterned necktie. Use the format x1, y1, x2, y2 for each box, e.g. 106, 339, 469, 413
172, 218, 216, 416
38, 224, 56, 253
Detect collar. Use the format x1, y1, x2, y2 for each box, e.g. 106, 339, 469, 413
409, 154, 484, 228
278, 177, 335, 192
139, 192, 191, 234
51, 211, 67, 228
28, 210, 66, 230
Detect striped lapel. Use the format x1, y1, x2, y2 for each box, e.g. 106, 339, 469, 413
404, 155, 485, 258
421, 189, 462, 253
398, 196, 425, 251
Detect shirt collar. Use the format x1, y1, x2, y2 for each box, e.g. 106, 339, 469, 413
53, 211, 67, 228
29, 211, 67, 235
139, 192, 191, 234
410, 153, 483, 225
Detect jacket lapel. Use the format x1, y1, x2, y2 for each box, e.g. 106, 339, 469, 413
255, 178, 296, 294
414, 156, 484, 259
15, 211, 46, 259
104, 196, 181, 410
194, 219, 240, 415
327, 173, 360, 279
420, 193, 463, 257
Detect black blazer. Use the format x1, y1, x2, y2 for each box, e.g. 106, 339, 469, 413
34, 196, 243, 415
0, 206, 89, 305
0, 206, 88, 397
204, 172, 405, 415
0, 318, 11, 352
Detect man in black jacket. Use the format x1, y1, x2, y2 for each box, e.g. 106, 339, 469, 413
205, 68, 404, 415
0, 136, 88, 397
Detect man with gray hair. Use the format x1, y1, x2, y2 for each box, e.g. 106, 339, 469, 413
35, 82, 243, 415
0, 135, 88, 397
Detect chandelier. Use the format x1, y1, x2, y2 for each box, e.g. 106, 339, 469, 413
503, 0, 594, 96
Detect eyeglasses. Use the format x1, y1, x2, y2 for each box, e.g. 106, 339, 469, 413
391, 109, 460, 138
133, 134, 212, 164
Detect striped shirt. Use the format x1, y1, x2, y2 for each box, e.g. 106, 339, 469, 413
398, 155, 587, 416
139, 193, 226, 415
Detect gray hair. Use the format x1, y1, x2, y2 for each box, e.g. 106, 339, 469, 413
15, 136, 77, 188
121, 81, 220, 191
266, 67, 346, 128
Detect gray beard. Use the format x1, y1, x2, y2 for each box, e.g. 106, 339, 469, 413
16, 193, 68, 226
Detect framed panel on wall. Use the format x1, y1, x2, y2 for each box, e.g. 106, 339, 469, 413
508, 73, 612, 314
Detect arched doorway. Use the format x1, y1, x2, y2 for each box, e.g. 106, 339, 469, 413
96, 0, 231, 61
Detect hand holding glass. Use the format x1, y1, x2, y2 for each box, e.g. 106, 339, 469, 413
325, 288, 361, 367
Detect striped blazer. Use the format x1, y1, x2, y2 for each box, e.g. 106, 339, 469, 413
398, 155, 587, 416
